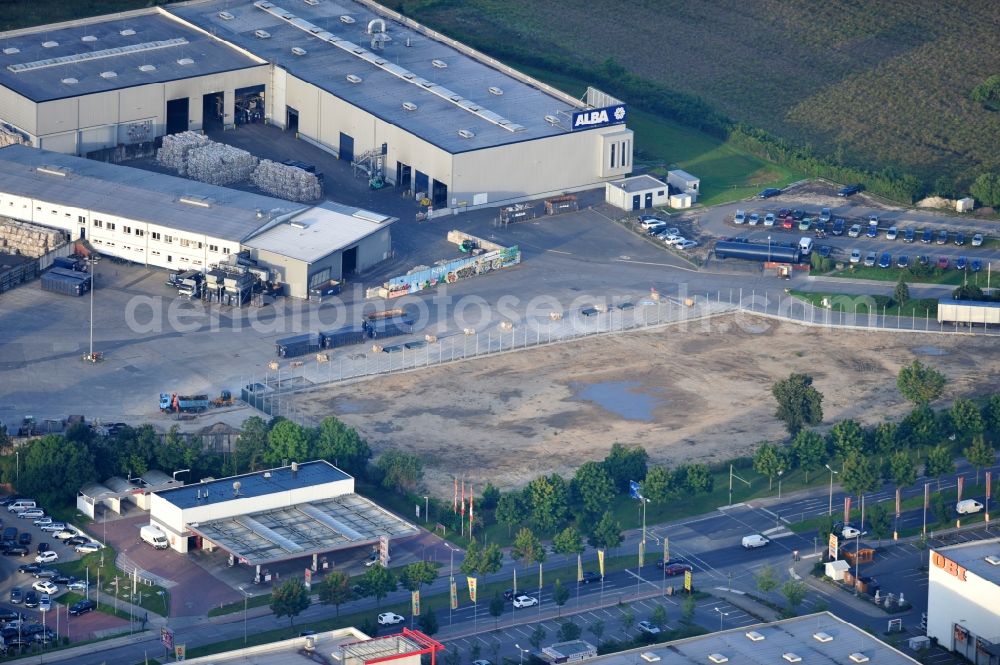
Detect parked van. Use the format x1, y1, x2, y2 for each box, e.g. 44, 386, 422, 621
741, 534, 770, 549
7, 500, 36, 513
956, 499, 984, 515
140, 525, 169, 550
798, 237, 814, 255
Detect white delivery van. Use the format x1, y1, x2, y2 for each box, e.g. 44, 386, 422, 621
742, 534, 770, 549
956, 499, 984, 515
8, 500, 36, 513
798, 237, 814, 255
140, 525, 169, 550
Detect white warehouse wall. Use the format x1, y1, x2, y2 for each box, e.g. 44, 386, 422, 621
926, 548, 1000, 652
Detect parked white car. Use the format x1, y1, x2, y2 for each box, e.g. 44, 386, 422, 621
677, 240, 699, 250
956, 499, 984, 515
75, 542, 101, 554
850, 248, 861, 264
377, 612, 404, 626
35, 551, 58, 564
741, 534, 769, 549
31, 581, 57, 595
513, 595, 538, 608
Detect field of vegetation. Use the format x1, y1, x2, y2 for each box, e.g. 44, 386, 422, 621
386, 0, 1000, 198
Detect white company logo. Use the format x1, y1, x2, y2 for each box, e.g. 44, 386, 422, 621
573, 105, 627, 129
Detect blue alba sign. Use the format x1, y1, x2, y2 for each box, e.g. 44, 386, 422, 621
571, 104, 627, 130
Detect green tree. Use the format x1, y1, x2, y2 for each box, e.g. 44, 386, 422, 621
679, 464, 714, 494
621, 609, 636, 636
840, 454, 880, 497
755, 565, 778, 594
816, 514, 835, 547
602, 443, 649, 492
316, 571, 353, 616
964, 436, 995, 486
984, 394, 1000, 434
558, 620, 581, 642
572, 461, 615, 520
530, 625, 546, 649
480, 483, 501, 510
829, 420, 865, 460
681, 594, 696, 624
771, 373, 824, 435
888, 451, 916, 489
553, 579, 570, 616
641, 466, 673, 503
894, 278, 910, 308
359, 562, 397, 607
375, 449, 423, 494
478, 543, 503, 577
313, 416, 371, 477
270, 577, 311, 627
527, 474, 570, 532
460, 538, 482, 576
264, 419, 310, 466
588, 619, 605, 644
952, 399, 985, 441
897, 360, 946, 407
868, 503, 891, 544
780, 579, 808, 614
651, 604, 667, 629
970, 172, 1000, 206
488, 591, 505, 629
469, 644, 481, 663
952, 284, 985, 301
791, 430, 826, 482
495, 492, 527, 536
588, 511, 623, 550
870, 422, 900, 466
971, 75, 1000, 107
511, 528, 545, 567
398, 561, 437, 592
899, 406, 939, 448
18, 435, 97, 505
418, 610, 439, 636
931, 492, 950, 526
925, 444, 956, 489
234, 416, 269, 473
753, 443, 788, 490
552, 526, 584, 556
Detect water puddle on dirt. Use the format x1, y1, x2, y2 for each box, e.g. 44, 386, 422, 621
571, 381, 662, 422
913, 346, 948, 356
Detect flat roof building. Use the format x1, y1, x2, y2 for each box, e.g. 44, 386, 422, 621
149, 460, 418, 575
926, 538, 1000, 662
1, 0, 634, 213
0, 144, 393, 296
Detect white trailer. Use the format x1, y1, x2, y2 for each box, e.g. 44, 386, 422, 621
937, 298, 1000, 325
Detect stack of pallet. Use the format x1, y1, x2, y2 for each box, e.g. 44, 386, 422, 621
185, 143, 258, 186
251, 160, 323, 202
156, 131, 211, 175
0, 218, 68, 258
0, 125, 27, 148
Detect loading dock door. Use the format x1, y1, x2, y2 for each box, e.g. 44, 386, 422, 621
166, 98, 189, 135
342, 247, 358, 275
432, 179, 448, 208
644, 192, 653, 208
339, 133, 354, 162
397, 162, 412, 191
632, 195, 641, 211
414, 170, 429, 198
287, 107, 299, 133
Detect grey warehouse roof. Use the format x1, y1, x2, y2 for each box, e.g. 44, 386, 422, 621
168, 0, 584, 153
935, 537, 1000, 585
243, 201, 393, 262
613, 175, 667, 193
591, 613, 919, 665
0, 12, 263, 102
156, 460, 350, 509
0, 145, 303, 242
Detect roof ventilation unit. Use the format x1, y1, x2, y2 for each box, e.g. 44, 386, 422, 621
81, 35, 98, 43
346, 74, 362, 83
219, 11, 235, 20
289, 221, 308, 229
138, 64, 156, 72
120, 29, 136, 36
2, 47, 20, 55
255, 30, 271, 39
36, 166, 69, 177
745, 631, 765, 642
848, 654, 870, 664
232, 480, 241, 497
432, 59, 447, 68
457, 129, 475, 139
340, 15, 356, 24
291, 46, 307, 56
488, 86, 503, 96
255, 1, 275, 9
61, 77, 78, 85
544, 114, 559, 125
812, 632, 833, 643
304, 0, 320, 5
263, 471, 271, 479
177, 58, 194, 65
708, 656, 728, 664
782, 654, 802, 663
42, 41, 59, 49
402, 102, 417, 111
100, 71, 117, 79
986, 555, 1000, 566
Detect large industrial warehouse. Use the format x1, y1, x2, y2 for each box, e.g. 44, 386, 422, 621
0, 144, 394, 297
0, 0, 634, 212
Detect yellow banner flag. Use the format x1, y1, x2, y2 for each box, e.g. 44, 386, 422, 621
412, 590, 420, 616
450, 577, 458, 610
577, 554, 583, 583
598, 549, 605, 577
639, 540, 645, 568
663, 537, 670, 564
467, 576, 477, 603
684, 569, 692, 592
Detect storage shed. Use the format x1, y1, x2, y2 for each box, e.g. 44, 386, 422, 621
667, 169, 700, 200
824, 559, 850, 581
605, 175, 668, 211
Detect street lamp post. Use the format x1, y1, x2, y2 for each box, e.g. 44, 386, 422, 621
713, 607, 729, 631
172, 469, 190, 482
777, 469, 784, 500
825, 464, 839, 515
423, 496, 429, 524
515, 644, 530, 665
767, 235, 772, 263
238, 584, 251, 646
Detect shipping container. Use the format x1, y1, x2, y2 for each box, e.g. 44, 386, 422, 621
714, 240, 800, 263
937, 299, 1000, 325
41, 272, 91, 296
275, 333, 322, 358
320, 325, 366, 349
52, 256, 84, 272
365, 316, 415, 339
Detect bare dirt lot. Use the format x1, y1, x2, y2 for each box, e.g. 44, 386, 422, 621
290, 315, 999, 493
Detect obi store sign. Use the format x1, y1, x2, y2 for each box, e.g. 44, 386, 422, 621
572, 105, 627, 130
